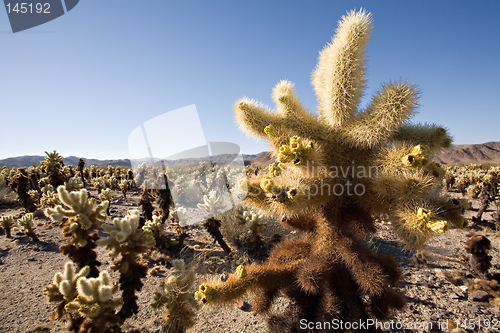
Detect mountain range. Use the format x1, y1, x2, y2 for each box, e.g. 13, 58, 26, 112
1, 142, 499, 168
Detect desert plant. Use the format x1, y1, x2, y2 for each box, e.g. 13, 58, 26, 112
118, 179, 129, 199
137, 188, 154, 225
9, 168, 37, 212
96, 210, 155, 322
15, 212, 39, 242
65, 176, 84, 192
198, 190, 232, 254
78, 158, 86, 188
152, 259, 199, 333
0, 214, 15, 238
0, 174, 17, 207
99, 188, 116, 215
45, 186, 108, 277
41, 150, 66, 188
195, 9, 463, 331
153, 173, 173, 223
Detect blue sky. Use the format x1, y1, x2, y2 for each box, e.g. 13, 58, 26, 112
0, 0, 499, 160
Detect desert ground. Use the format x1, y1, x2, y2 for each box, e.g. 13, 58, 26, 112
0, 186, 499, 333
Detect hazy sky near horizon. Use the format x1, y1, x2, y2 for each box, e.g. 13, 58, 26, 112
0, 0, 499, 160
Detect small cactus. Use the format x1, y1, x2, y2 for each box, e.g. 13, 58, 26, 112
152, 259, 199, 333
15, 213, 39, 242
0, 215, 15, 238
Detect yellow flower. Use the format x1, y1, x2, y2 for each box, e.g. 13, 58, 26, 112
401, 154, 415, 167
236, 265, 247, 278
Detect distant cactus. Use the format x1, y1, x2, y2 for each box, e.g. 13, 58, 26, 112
65, 176, 84, 192
9, 168, 37, 212
198, 190, 232, 254
41, 150, 66, 188
15, 213, 39, 242
196, 9, 462, 330
0, 215, 15, 238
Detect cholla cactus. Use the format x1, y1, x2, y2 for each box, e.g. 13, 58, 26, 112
198, 190, 232, 253
237, 206, 265, 237
15, 212, 39, 242
97, 210, 155, 257
197, 190, 226, 216
97, 209, 155, 321
66, 270, 122, 317
65, 176, 84, 192
9, 168, 36, 212
44, 261, 90, 303
152, 259, 199, 333
91, 176, 107, 194
40, 188, 60, 208
41, 150, 66, 188
196, 9, 463, 330
0, 215, 15, 238
64, 270, 122, 332
99, 188, 116, 215
45, 186, 108, 276
119, 179, 129, 198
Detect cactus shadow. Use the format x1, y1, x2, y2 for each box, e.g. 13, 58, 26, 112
370, 237, 413, 266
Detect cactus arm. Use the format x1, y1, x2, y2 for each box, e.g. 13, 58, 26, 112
311, 9, 372, 128
390, 123, 453, 154
340, 81, 420, 148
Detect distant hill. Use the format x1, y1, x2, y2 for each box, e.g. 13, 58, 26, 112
0, 154, 259, 168
434, 142, 500, 165
2, 143, 499, 168
250, 142, 500, 166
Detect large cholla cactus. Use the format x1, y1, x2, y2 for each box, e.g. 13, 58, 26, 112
196, 9, 464, 331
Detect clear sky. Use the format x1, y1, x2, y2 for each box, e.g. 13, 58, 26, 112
0, 0, 499, 160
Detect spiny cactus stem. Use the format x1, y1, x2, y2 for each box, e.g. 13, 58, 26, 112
203, 217, 231, 254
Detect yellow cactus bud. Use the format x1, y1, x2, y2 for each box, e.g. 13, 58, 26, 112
268, 163, 282, 177
416, 208, 432, 222
236, 265, 247, 278
401, 154, 415, 166
290, 136, 302, 146
238, 178, 250, 192
287, 188, 298, 201
264, 124, 278, 138
194, 283, 218, 304
427, 220, 448, 233
411, 145, 426, 156
260, 177, 277, 193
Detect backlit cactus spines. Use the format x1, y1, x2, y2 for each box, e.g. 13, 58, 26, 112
15, 212, 39, 242
46, 186, 108, 231
41, 150, 66, 188
65, 270, 122, 319
152, 259, 199, 333
206, 8, 460, 330
96, 209, 155, 258
0, 214, 15, 238
65, 176, 84, 192
44, 261, 90, 303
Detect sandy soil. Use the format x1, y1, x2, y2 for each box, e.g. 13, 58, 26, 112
0, 188, 499, 333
